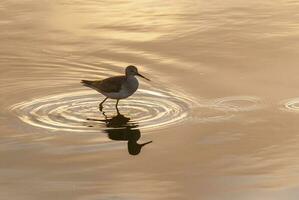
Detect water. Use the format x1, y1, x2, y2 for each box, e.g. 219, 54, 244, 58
1, 0, 299, 199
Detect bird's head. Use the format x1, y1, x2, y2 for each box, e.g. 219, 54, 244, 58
125, 65, 150, 81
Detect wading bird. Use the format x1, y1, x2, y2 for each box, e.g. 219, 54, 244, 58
81, 65, 150, 113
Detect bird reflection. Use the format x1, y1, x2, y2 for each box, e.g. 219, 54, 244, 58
88, 112, 152, 155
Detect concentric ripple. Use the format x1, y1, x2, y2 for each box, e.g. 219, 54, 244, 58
211, 96, 262, 112
10, 88, 196, 133
190, 96, 263, 123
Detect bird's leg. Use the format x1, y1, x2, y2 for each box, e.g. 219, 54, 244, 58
115, 99, 120, 115
102, 111, 108, 120
99, 97, 108, 112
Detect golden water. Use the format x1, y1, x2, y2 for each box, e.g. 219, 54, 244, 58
1, 0, 299, 199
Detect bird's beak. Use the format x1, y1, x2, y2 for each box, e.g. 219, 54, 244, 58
140, 141, 153, 147
137, 73, 150, 81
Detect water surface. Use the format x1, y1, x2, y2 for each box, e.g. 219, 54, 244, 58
1, 0, 299, 199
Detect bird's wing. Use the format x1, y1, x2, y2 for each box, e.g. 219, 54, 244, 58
81, 76, 126, 93
96, 76, 126, 93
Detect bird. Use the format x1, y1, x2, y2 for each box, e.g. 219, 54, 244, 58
81, 65, 150, 113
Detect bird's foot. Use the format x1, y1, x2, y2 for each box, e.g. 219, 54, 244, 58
116, 107, 120, 115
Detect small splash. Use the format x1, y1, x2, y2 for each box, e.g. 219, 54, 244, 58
281, 98, 299, 112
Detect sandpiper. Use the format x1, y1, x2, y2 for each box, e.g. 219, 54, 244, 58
81, 65, 150, 113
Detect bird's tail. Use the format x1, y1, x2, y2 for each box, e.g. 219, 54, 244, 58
81, 80, 93, 86
81, 80, 96, 90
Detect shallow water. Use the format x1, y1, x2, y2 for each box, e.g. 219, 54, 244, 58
1, 0, 299, 199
